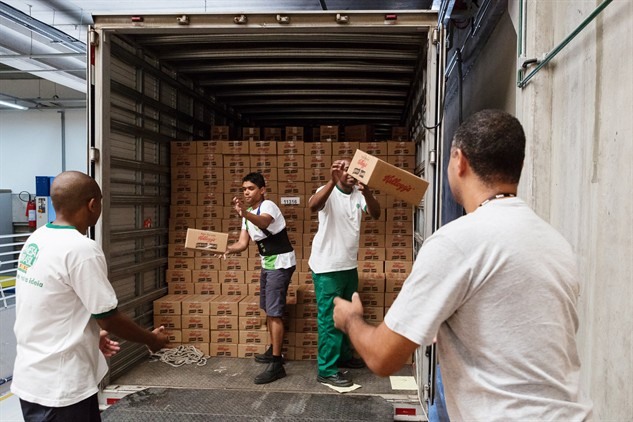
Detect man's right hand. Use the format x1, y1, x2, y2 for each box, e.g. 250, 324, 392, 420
148, 326, 169, 352
331, 160, 345, 184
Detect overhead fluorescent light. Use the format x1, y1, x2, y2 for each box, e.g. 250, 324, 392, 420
0, 100, 28, 110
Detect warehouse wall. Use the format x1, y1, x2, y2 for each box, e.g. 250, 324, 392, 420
0, 109, 87, 220
515, 1, 632, 419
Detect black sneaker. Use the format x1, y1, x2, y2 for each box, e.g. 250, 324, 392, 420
254, 362, 286, 384
317, 371, 353, 387
337, 357, 366, 369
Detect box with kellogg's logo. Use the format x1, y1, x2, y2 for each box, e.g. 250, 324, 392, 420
349, 149, 428, 206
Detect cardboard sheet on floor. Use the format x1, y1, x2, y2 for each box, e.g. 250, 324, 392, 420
389, 376, 417, 390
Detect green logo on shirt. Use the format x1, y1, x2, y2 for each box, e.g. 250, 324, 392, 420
18, 243, 39, 273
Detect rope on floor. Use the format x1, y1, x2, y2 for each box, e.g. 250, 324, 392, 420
149, 345, 209, 367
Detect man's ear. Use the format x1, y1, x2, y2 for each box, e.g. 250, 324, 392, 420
454, 148, 469, 176
88, 197, 98, 212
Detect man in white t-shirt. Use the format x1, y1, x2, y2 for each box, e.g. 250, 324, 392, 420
308, 159, 381, 387
225, 172, 296, 384
12, 171, 168, 422
332, 110, 593, 420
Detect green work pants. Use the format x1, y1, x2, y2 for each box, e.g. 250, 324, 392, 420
313, 269, 358, 377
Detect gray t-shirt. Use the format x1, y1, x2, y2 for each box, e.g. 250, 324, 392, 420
385, 198, 593, 420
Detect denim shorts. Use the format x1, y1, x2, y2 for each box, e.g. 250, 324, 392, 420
260, 266, 295, 317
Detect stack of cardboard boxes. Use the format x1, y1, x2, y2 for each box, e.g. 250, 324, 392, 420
155, 125, 421, 360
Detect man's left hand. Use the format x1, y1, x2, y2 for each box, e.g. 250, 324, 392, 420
99, 330, 121, 357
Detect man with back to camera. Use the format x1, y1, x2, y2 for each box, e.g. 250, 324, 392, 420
308, 159, 382, 387
333, 109, 593, 420
224, 172, 296, 384
12, 171, 169, 422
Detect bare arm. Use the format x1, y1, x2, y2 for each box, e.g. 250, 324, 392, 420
308, 160, 346, 212
96, 310, 168, 352
225, 229, 251, 255
232, 197, 274, 231
333, 293, 418, 376
358, 183, 382, 220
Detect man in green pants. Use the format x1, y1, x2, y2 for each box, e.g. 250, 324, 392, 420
308, 159, 381, 387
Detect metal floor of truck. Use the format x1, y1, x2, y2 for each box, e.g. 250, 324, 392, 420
102, 357, 419, 421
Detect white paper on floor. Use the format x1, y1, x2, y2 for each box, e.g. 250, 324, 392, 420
389, 376, 417, 390
320, 383, 362, 393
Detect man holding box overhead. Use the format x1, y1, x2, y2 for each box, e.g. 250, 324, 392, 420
225, 172, 296, 384
308, 159, 382, 387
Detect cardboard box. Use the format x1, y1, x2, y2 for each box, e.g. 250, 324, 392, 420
295, 347, 318, 360
360, 220, 386, 235
242, 127, 260, 141
358, 292, 385, 307
357, 247, 386, 261
209, 343, 238, 357
209, 316, 238, 330
168, 282, 196, 295
238, 344, 267, 358
349, 150, 428, 206
182, 295, 217, 315
358, 273, 386, 293
166, 269, 192, 283
285, 127, 304, 141
345, 125, 374, 142
386, 274, 408, 292
211, 126, 229, 140
359, 234, 386, 248
194, 257, 222, 271
238, 296, 263, 317
164, 329, 182, 344
387, 155, 416, 171
154, 315, 181, 330
210, 295, 242, 316
223, 141, 250, 155
358, 260, 384, 273
387, 141, 415, 156
245, 270, 261, 284
384, 292, 400, 307
191, 270, 220, 283
294, 318, 319, 333
385, 234, 413, 248
168, 244, 195, 259
239, 316, 267, 330
195, 153, 222, 167
385, 261, 413, 275
171, 141, 196, 155
391, 126, 409, 140
295, 332, 319, 347
295, 303, 318, 319
305, 142, 333, 156
363, 306, 384, 322
185, 229, 228, 254
319, 125, 339, 142
386, 248, 414, 261
386, 220, 413, 236
181, 315, 210, 330
211, 330, 238, 344
386, 208, 413, 222
171, 153, 196, 168
333, 141, 360, 158
167, 258, 195, 270
194, 282, 222, 295
196, 167, 222, 181
263, 128, 282, 141
220, 257, 247, 271
239, 330, 269, 344
279, 139, 304, 154
197, 140, 222, 154
171, 179, 197, 194
153, 294, 190, 315
196, 205, 222, 220
219, 270, 245, 284
221, 283, 248, 296
250, 140, 277, 155
197, 191, 223, 207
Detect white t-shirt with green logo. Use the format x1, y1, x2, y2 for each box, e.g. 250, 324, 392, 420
12, 223, 118, 407
309, 185, 367, 274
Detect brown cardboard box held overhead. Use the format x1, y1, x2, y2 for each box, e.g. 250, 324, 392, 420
348, 149, 428, 206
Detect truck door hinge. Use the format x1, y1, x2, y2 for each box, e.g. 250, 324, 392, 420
432, 28, 439, 45
90, 147, 100, 163
89, 29, 99, 47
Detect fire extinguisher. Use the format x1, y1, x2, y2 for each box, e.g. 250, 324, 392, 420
26, 195, 36, 228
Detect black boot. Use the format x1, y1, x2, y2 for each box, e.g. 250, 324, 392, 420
255, 345, 285, 364
254, 359, 286, 384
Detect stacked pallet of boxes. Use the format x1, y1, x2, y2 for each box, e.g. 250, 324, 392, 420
154, 124, 418, 362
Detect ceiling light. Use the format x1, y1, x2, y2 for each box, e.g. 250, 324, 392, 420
0, 100, 28, 110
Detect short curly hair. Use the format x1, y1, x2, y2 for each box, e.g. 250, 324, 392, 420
451, 109, 526, 186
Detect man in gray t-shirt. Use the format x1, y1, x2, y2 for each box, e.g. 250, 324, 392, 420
333, 110, 593, 420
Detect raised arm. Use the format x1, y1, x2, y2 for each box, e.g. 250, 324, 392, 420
308, 160, 345, 212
